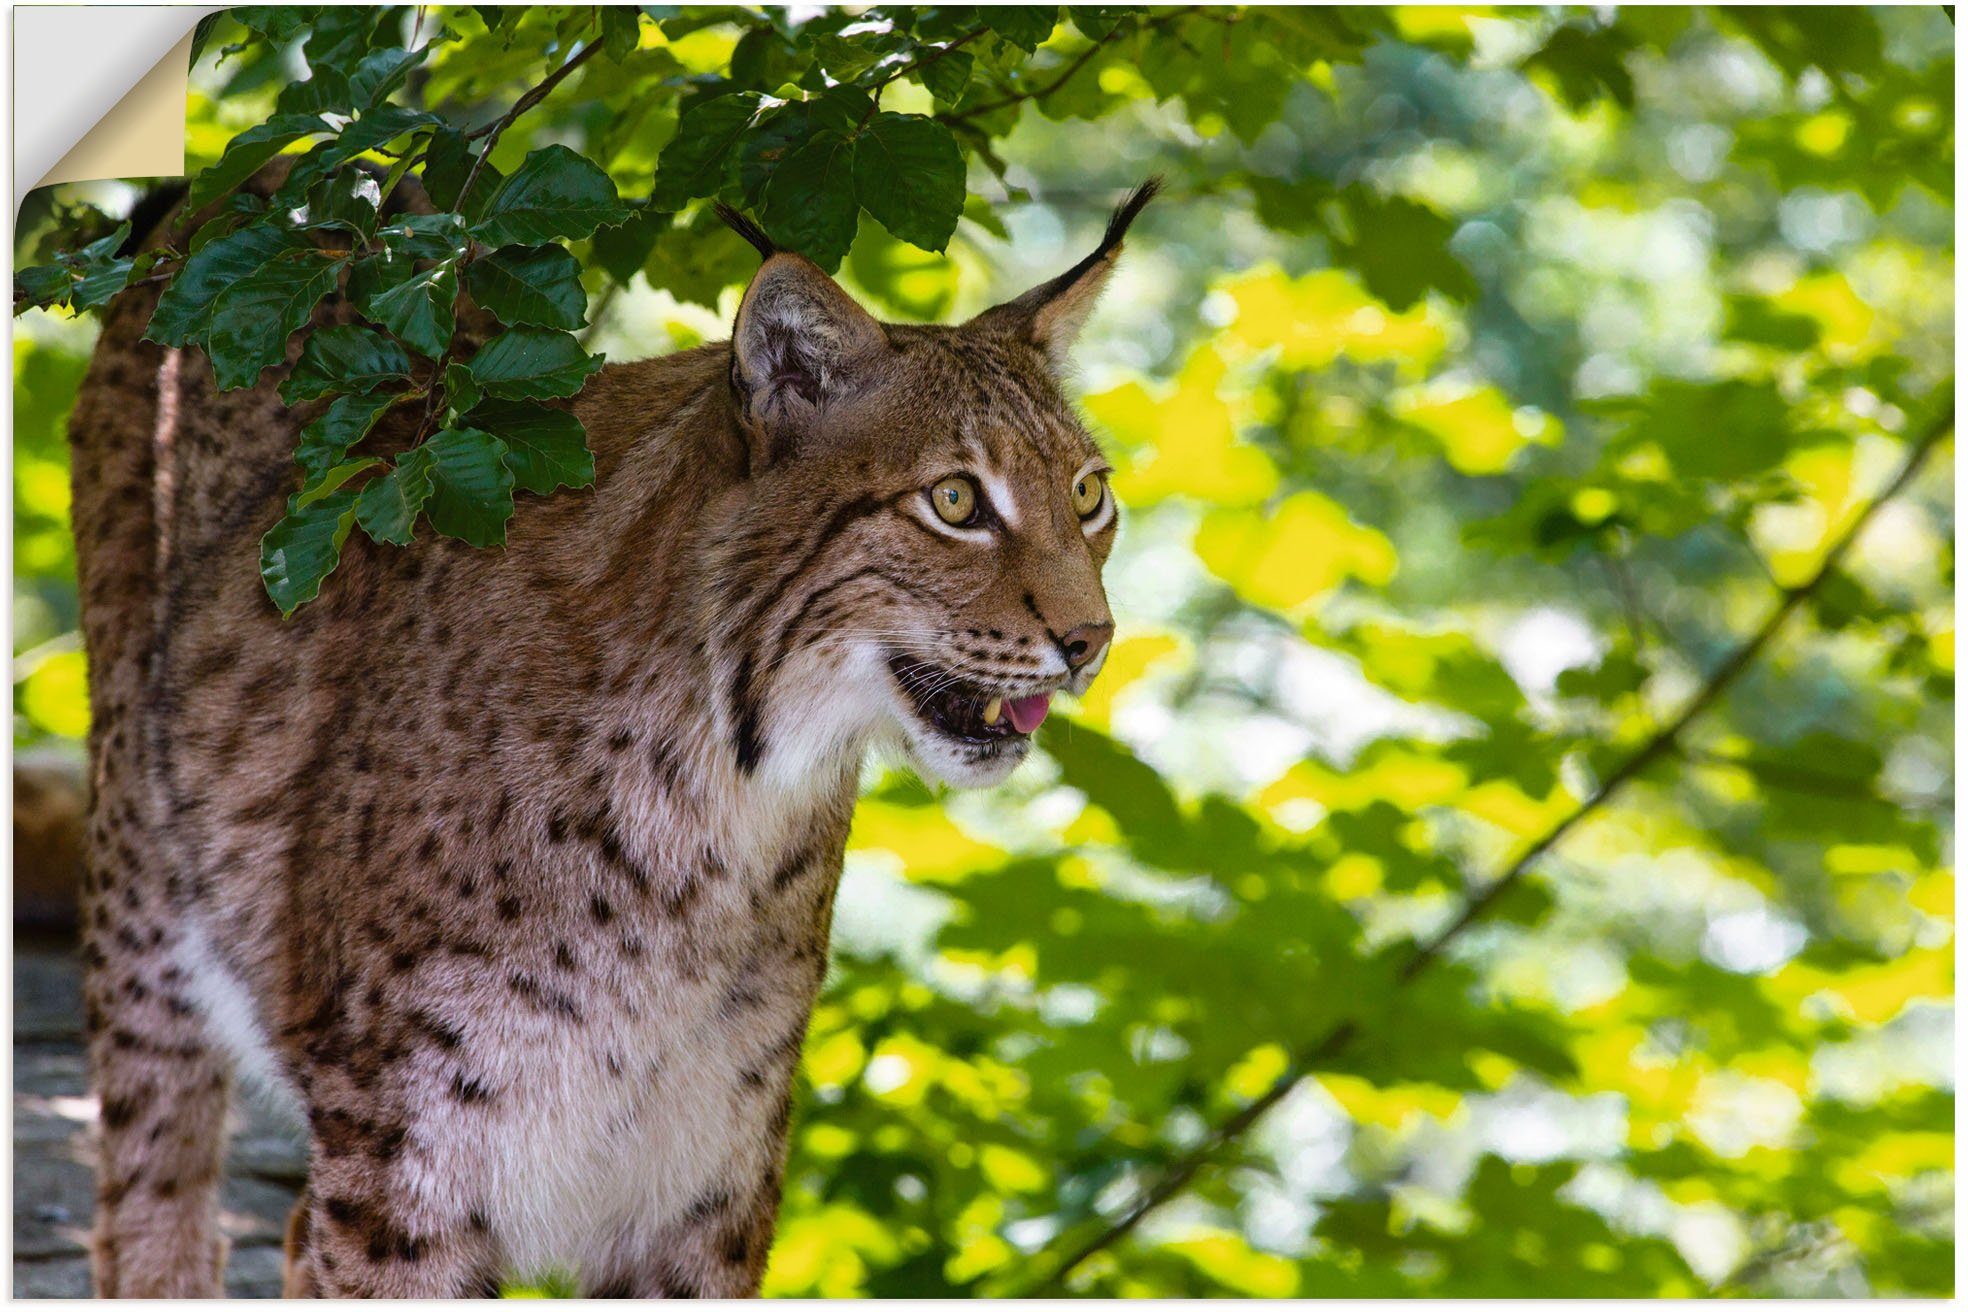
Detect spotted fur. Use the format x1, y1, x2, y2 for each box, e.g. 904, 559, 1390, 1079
73, 170, 1151, 1296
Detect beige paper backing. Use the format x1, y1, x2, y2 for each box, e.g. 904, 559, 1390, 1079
34, 30, 192, 192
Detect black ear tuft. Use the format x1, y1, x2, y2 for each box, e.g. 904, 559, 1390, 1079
1097, 176, 1163, 261
970, 177, 1163, 363
714, 202, 777, 260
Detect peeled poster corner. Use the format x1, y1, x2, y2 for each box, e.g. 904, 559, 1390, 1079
13, 6, 212, 206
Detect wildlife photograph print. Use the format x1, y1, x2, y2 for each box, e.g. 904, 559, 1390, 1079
8, 2, 1955, 1298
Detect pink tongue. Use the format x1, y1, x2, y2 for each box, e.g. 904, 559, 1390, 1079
1006, 693, 1051, 735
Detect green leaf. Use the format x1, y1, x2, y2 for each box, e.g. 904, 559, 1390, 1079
465, 245, 587, 330
362, 263, 458, 359
737, 87, 872, 204
349, 45, 425, 108
420, 125, 478, 212
650, 92, 762, 210
354, 446, 435, 545
295, 457, 382, 509
761, 129, 859, 271
917, 48, 975, 104
375, 211, 471, 262
148, 225, 309, 347
589, 202, 671, 283
14, 261, 76, 309
464, 398, 595, 494
1725, 296, 1821, 350
187, 113, 330, 208
1522, 23, 1638, 111
1334, 187, 1478, 310
260, 484, 361, 615
206, 250, 346, 390
304, 167, 383, 239
596, 5, 643, 59
230, 6, 313, 44
295, 391, 400, 488
423, 427, 516, 546
985, 7, 1059, 51
443, 360, 483, 414
471, 144, 627, 246
279, 325, 414, 403
1608, 380, 1798, 481
852, 113, 966, 252
463, 327, 604, 401
1067, 7, 1125, 40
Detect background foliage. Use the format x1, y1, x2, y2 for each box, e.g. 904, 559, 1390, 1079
12, 3, 1955, 1296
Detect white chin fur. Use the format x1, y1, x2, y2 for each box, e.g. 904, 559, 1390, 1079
891, 716, 1031, 788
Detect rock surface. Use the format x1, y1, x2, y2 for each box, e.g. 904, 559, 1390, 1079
13, 939, 306, 1298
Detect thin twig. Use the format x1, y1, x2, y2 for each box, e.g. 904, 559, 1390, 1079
1018, 396, 1954, 1295
862, 27, 989, 124
939, 7, 1205, 125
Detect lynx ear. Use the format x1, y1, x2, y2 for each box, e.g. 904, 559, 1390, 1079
973, 177, 1162, 364
728, 240, 888, 462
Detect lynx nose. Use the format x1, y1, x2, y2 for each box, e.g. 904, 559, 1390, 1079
1060, 622, 1114, 671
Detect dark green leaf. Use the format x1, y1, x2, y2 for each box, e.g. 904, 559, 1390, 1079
852, 113, 965, 252
354, 446, 435, 545
420, 126, 493, 215
423, 426, 516, 546
206, 250, 347, 389
1522, 24, 1638, 111
650, 92, 762, 210
421, 125, 471, 211
376, 211, 471, 262
761, 129, 859, 271
296, 391, 401, 488
985, 6, 1059, 51
472, 144, 628, 246
736, 87, 872, 204
917, 48, 975, 103
589, 202, 671, 283
1334, 187, 1478, 310
465, 245, 587, 330
464, 398, 595, 493
148, 225, 309, 347
230, 7, 313, 45
349, 45, 425, 108
280, 325, 414, 403
443, 360, 482, 414
260, 484, 361, 615
596, 5, 643, 59
186, 113, 330, 208
303, 168, 383, 239
464, 327, 604, 401
363, 263, 458, 359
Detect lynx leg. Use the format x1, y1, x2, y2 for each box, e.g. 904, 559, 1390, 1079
83, 886, 233, 1296
301, 1152, 496, 1295
595, 1162, 786, 1297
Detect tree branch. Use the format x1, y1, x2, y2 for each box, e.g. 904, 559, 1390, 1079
1018, 395, 1954, 1295
938, 7, 1204, 125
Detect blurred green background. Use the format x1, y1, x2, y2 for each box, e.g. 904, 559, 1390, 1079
12, 5, 1954, 1296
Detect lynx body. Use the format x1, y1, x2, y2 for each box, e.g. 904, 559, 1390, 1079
71, 176, 1149, 1295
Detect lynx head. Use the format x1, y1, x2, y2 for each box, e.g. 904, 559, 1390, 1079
707, 181, 1158, 790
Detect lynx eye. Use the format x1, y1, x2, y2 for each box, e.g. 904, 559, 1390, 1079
1071, 471, 1106, 518
929, 476, 980, 526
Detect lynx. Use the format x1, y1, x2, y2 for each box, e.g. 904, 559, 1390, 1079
70, 174, 1154, 1296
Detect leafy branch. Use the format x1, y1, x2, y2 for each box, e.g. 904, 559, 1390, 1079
1018, 395, 1956, 1294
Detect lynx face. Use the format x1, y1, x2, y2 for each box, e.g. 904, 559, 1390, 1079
713, 185, 1154, 789
800, 338, 1117, 788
